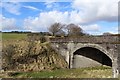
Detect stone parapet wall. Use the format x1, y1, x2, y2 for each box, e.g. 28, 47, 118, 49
50, 35, 119, 43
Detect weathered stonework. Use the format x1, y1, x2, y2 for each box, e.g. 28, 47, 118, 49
50, 35, 119, 78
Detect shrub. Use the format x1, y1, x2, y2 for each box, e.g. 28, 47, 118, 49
2, 44, 16, 70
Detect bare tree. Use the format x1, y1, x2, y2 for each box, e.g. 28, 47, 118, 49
48, 23, 64, 36
66, 23, 84, 37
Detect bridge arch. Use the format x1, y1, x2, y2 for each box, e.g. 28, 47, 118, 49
70, 43, 112, 68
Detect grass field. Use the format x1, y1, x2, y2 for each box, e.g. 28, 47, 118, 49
2, 33, 27, 40
1, 66, 112, 78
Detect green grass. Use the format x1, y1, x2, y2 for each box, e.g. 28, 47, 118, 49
2, 33, 27, 40
5, 66, 112, 78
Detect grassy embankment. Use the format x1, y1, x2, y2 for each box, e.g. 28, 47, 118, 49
0, 66, 112, 78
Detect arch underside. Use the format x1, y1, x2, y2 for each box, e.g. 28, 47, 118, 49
72, 47, 112, 68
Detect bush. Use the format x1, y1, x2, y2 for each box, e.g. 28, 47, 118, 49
39, 36, 47, 43
7, 72, 20, 76
2, 44, 16, 70
27, 33, 47, 43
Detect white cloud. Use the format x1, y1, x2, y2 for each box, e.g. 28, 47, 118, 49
105, 26, 118, 34
45, 2, 56, 9
23, 11, 69, 31
81, 24, 100, 31
45, 2, 65, 11
2, 0, 72, 2
45, 0, 57, 4
79, 24, 101, 35
72, 0, 118, 23
2, 2, 21, 15
0, 15, 18, 31
81, 25, 118, 35
23, 10, 84, 32
23, 6, 39, 11
0, 2, 2, 7
0, 14, 2, 30
23, 8, 118, 33
2, 0, 41, 2
1, 2, 39, 15
1, 1, 117, 34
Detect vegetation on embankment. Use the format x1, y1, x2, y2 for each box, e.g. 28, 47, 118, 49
2, 33, 68, 72
0, 66, 112, 78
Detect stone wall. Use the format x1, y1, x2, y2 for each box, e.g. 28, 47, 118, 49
50, 35, 118, 43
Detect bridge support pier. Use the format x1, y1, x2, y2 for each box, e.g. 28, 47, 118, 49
69, 53, 73, 69
117, 44, 120, 78
112, 59, 119, 78
112, 44, 120, 78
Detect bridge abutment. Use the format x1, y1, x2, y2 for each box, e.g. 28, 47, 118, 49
112, 58, 119, 78
117, 44, 120, 78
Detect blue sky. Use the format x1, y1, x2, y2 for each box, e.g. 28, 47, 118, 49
0, 0, 119, 35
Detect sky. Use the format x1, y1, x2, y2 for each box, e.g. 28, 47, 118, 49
0, 0, 119, 35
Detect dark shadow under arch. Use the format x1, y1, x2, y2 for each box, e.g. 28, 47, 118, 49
73, 47, 112, 68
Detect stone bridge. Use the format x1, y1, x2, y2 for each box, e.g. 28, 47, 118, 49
49, 35, 120, 78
